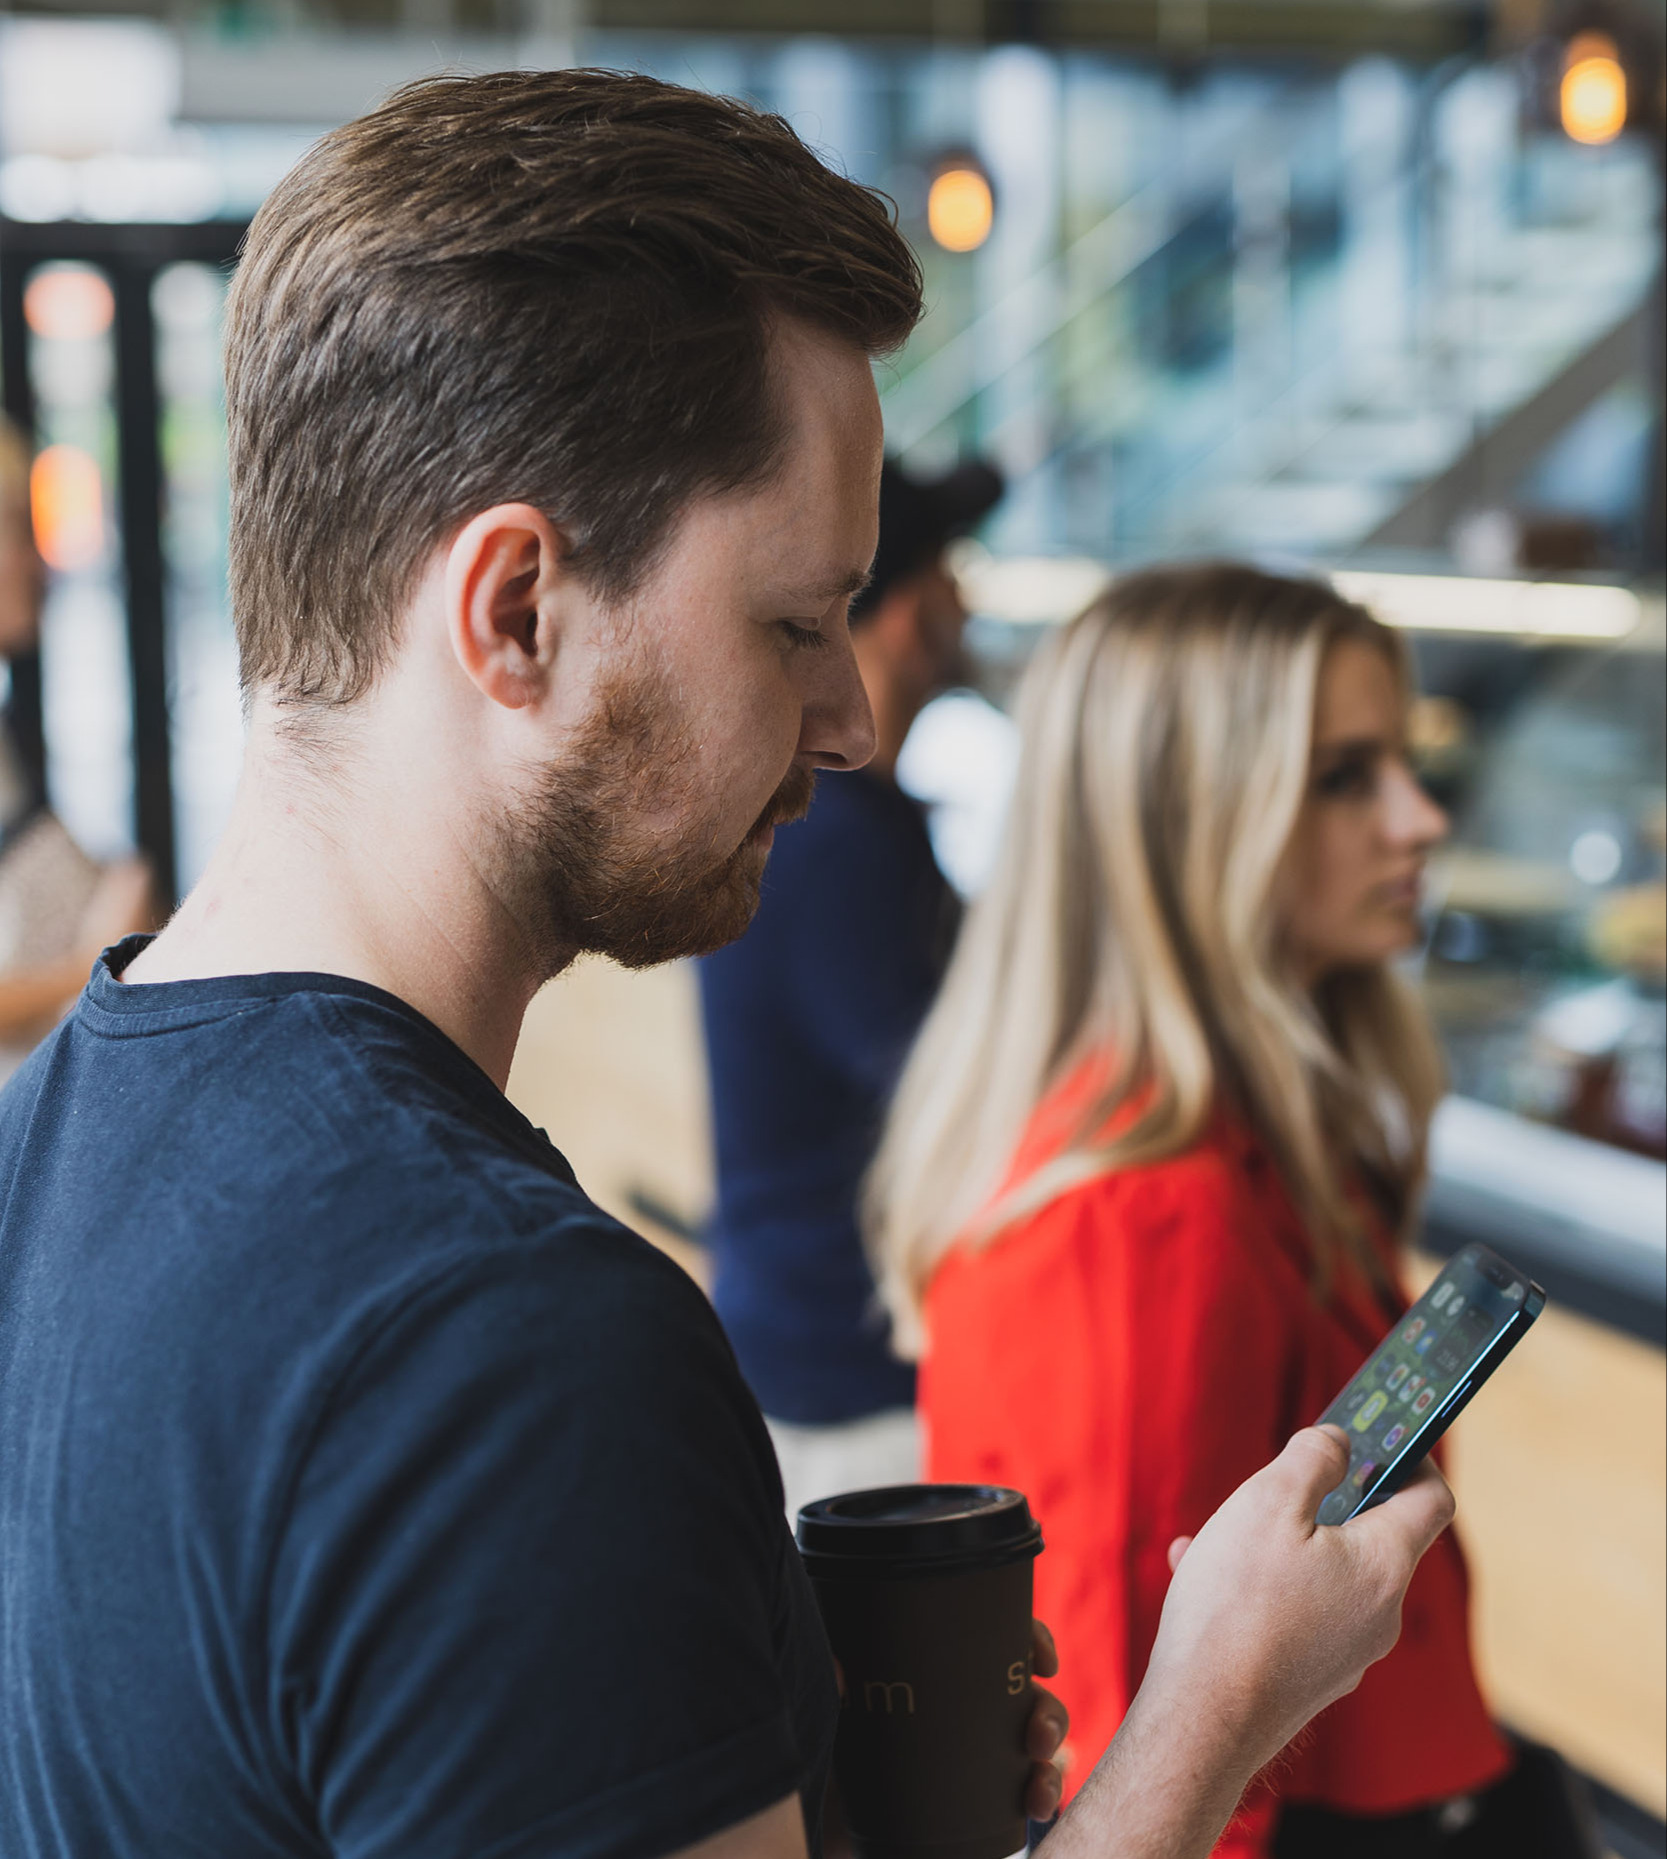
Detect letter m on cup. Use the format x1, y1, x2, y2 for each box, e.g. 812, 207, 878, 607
863, 1680, 916, 1715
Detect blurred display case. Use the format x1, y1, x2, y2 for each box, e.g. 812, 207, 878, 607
1404, 601, 1667, 1338
1415, 611, 1665, 1163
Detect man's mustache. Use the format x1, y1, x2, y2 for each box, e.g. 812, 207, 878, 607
751, 764, 817, 837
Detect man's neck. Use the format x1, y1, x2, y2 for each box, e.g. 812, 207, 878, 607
123, 717, 562, 1092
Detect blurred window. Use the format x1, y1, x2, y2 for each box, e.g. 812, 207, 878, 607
155, 262, 238, 893
25, 261, 134, 863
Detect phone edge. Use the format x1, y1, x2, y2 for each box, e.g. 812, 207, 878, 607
1347, 1275, 1547, 1520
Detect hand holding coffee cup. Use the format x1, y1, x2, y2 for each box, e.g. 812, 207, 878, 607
828, 1620, 1068, 1829
797, 1485, 1051, 1859
1021, 1619, 1068, 1821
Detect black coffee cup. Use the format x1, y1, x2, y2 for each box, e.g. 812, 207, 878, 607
796, 1484, 1044, 1859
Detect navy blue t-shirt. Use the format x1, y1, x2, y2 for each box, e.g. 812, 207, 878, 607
697, 771, 957, 1426
0, 942, 836, 1859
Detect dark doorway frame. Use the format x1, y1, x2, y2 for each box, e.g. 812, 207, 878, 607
0, 217, 248, 905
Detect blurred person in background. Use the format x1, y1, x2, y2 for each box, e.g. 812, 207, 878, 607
697, 456, 999, 1519
869, 565, 1601, 1858
0, 417, 152, 1080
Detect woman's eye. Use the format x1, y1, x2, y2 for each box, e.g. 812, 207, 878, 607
1315, 759, 1375, 799
778, 620, 828, 652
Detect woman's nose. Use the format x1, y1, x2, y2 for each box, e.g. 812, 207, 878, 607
1385, 758, 1448, 848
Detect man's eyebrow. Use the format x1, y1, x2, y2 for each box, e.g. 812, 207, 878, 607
786, 566, 873, 606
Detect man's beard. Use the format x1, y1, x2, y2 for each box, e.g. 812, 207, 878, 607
493, 661, 814, 976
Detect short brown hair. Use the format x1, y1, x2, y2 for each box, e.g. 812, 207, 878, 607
226, 69, 923, 705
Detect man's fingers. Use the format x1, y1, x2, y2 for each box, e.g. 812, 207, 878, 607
1023, 1664, 1067, 1823
1025, 1684, 1069, 1760
1350, 1457, 1456, 1561
1166, 1534, 1192, 1574
1024, 1757, 1064, 1823
1030, 1617, 1059, 1679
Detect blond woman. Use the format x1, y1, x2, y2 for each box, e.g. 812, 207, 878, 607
868, 565, 1584, 1856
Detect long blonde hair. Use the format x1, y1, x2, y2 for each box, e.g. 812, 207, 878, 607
867, 563, 1445, 1358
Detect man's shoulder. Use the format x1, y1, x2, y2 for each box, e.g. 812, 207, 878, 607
290, 1202, 786, 1599
245, 1012, 720, 1368
325, 1204, 740, 1440
6, 973, 726, 1399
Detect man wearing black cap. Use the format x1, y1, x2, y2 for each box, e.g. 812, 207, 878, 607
697, 457, 1001, 1517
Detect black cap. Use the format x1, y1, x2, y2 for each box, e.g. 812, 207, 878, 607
851, 457, 1004, 623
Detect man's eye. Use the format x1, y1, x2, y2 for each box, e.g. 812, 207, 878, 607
778, 620, 828, 651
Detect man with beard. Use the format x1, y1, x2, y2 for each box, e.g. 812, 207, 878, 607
0, 69, 1457, 1859
697, 458, 1000, 1518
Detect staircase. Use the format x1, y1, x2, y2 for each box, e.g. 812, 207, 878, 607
881, 59, 1661, 566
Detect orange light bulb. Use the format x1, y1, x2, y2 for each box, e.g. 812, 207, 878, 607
1560, 33, 1627, 145
928, 166, 994, 254
23, 267, 115, 342
30, 445, 106, 573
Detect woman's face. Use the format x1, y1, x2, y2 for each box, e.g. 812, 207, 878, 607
1277, 636, 1448, 983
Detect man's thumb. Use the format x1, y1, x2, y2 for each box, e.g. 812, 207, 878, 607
1278, 1425, 1351, 1518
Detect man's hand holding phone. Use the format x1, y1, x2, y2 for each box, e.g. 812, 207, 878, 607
1046, 1425, 1456, 1859
1151, 1426, 1455, 1764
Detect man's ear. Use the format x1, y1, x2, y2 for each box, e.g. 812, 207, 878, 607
442, 503, 574, 712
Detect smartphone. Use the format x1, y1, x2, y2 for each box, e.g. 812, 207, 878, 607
1314, 1243, 1545, 1526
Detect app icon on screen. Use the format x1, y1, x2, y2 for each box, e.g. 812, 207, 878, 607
1382, 1424, 1406, 1451
1416, 1333, 1435, 1355
1351, 1460, 1378, 1488
1386, 1364, 1410, 1392
1411, 1388, 1436, 1415
1447, 1295, 1465, 1320
1432, 1342, 1465, 1375
1504, 1283, 1525, 1304
1399, 1374, 1425, 1404
1353, 1391, 1388, 1431
1344, 1386, 1367, 1413
1430, 1283, 1453, 1311
1402, 1318, 1426, 1343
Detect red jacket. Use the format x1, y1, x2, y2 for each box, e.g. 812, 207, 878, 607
921, 1063, 1510, 1853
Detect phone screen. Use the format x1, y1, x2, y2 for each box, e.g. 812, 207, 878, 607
1315, 1243, 1544, 1525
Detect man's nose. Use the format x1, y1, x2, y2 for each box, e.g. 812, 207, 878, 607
803, 631, 877, 772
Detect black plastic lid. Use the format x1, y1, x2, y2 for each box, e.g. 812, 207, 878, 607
795, 1483, 1043, 1578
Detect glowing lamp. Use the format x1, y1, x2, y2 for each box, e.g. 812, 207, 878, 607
927, 163, 994, 254
30, 444, 105, 572
1560, 33, 1627, 145
23, 266, 115, 342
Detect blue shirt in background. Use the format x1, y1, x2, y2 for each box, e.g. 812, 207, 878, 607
697, 770, 958, 1427
0, 943, 835, 1859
